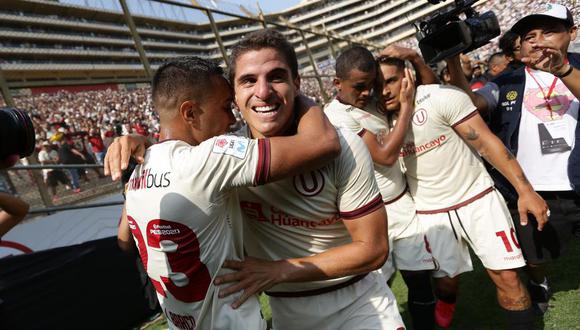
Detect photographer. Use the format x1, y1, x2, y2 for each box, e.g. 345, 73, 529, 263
445, 3, 579, 315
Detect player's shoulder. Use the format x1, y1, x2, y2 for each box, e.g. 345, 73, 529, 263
336, 128, 371, 160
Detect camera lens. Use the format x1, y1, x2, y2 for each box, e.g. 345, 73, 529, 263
0, 107, 36, 160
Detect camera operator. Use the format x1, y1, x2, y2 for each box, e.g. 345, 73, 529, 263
445, 3, 579, 315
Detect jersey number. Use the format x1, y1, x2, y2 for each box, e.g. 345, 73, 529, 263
127, 216, 211, 303
495, 229, 520, 253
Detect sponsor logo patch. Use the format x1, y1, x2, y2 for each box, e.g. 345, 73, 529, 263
506, 90, 518, 101
212, 136, 249, 159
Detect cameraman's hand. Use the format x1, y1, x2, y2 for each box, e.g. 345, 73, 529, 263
380, 45, 419, 61
104, 135, 149, 181
0, 155, 19, 169
521, 41, 568, 75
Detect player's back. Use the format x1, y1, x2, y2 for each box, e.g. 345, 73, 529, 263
125, 138, 266, 330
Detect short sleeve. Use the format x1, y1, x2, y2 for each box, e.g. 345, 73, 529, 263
434, 85, 478, 127
335, 130, 383, 219
173, 135, 271, 191
324, 101, 366, 137
475, 82, 500, 113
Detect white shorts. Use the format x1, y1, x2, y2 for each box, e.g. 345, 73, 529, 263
381, 192, 435, 279
269, 271, 405, 330
418, 189, 526, 278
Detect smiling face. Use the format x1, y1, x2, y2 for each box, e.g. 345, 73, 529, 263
233, 48, 300, 138
334, 68, 376, 109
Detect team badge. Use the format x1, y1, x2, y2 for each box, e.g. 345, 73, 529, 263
506, 91, 518, 101
293, 170, 325, 197
412, 109, 428, 126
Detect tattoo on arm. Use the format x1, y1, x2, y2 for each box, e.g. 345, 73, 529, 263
376, 129, 386, 146
465, 126, 479, 141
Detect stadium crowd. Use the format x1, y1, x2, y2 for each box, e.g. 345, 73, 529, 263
0, 1, 578, 329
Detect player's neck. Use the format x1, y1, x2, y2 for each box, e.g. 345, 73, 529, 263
158, 125, 198, 146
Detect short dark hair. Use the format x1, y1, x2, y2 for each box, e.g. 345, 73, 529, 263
151, 56, 224, 111
228, 29, 298, 82
499, 30, 519, 57
377, 56, 405, 72
335, 46, 377, 79
487, 52, 506, 68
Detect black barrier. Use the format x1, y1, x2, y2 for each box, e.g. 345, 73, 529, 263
0, 237, 159, 330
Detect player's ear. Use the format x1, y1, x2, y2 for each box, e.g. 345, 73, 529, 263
333, 78, 341, 91
179, 100, 200, 126
293, 75, 300, 92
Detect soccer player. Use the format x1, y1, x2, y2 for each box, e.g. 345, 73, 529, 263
378, 53, 549, 329
325, 45, 437, 330
118, 56, 341, 330
109, 30, 405, 330
445, 4, 579, 315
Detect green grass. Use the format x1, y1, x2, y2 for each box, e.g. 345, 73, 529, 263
143, 237, 580, 329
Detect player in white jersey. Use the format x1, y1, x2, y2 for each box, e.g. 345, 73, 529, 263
324, 46, 437, 330
115, 56, 341, 330
212, 29, 405, 330
378, 55, 549, 329
109, 31, 405, 330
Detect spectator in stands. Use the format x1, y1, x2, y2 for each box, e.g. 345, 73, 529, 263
58, 140, 85, 193
38, 141, 71, 202
87, 129, 107, 165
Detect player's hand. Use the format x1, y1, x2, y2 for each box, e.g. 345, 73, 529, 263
521, 41, 568, 76
517, 190, 549, 231
104, 134, 148, 181
214, 257, 283, 309
399, 68, 416, 107
380, 45, 418, 61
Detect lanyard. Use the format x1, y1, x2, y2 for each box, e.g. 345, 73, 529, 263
526, 67, 559, 119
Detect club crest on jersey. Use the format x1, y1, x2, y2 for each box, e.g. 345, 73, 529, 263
212, 136, 249, 159
293, 170, 325, 197
412, 109, 428, 126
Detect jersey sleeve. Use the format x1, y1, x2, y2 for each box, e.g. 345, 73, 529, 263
174, 135, 271, 190
435, 85, 479, 127
334, 129, 383, 219
324, 102, 366, 137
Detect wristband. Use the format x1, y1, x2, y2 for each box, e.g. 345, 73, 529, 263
555, 65, 574, 78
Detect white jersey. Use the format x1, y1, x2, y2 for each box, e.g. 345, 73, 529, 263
237, 127, 383, 293
324, 99, 406, 202
125, 137, 269, 330
400, 84, 495, 212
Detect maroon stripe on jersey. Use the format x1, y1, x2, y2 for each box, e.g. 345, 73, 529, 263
451, 109, 478, 128
383, 188, 407, 205
254, 138, 271, 186
266, 273, 368, 297
357, 128, 367, 137
416, 186, 494, 214
340, 194, 383, 220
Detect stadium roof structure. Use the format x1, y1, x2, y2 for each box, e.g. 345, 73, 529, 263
0, 0, 482, 90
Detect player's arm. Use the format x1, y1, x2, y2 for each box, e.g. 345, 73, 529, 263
0, 192, 29, 238
445, 55, 492, 115
453, 112, 549, 230
380, 45, 438, 85
215, 207, 388, 309
362, 67, 415, 166
117, 205, 134, 252
267, 95, 341, 182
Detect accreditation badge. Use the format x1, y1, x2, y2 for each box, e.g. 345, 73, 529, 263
538, 120, 571, 154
